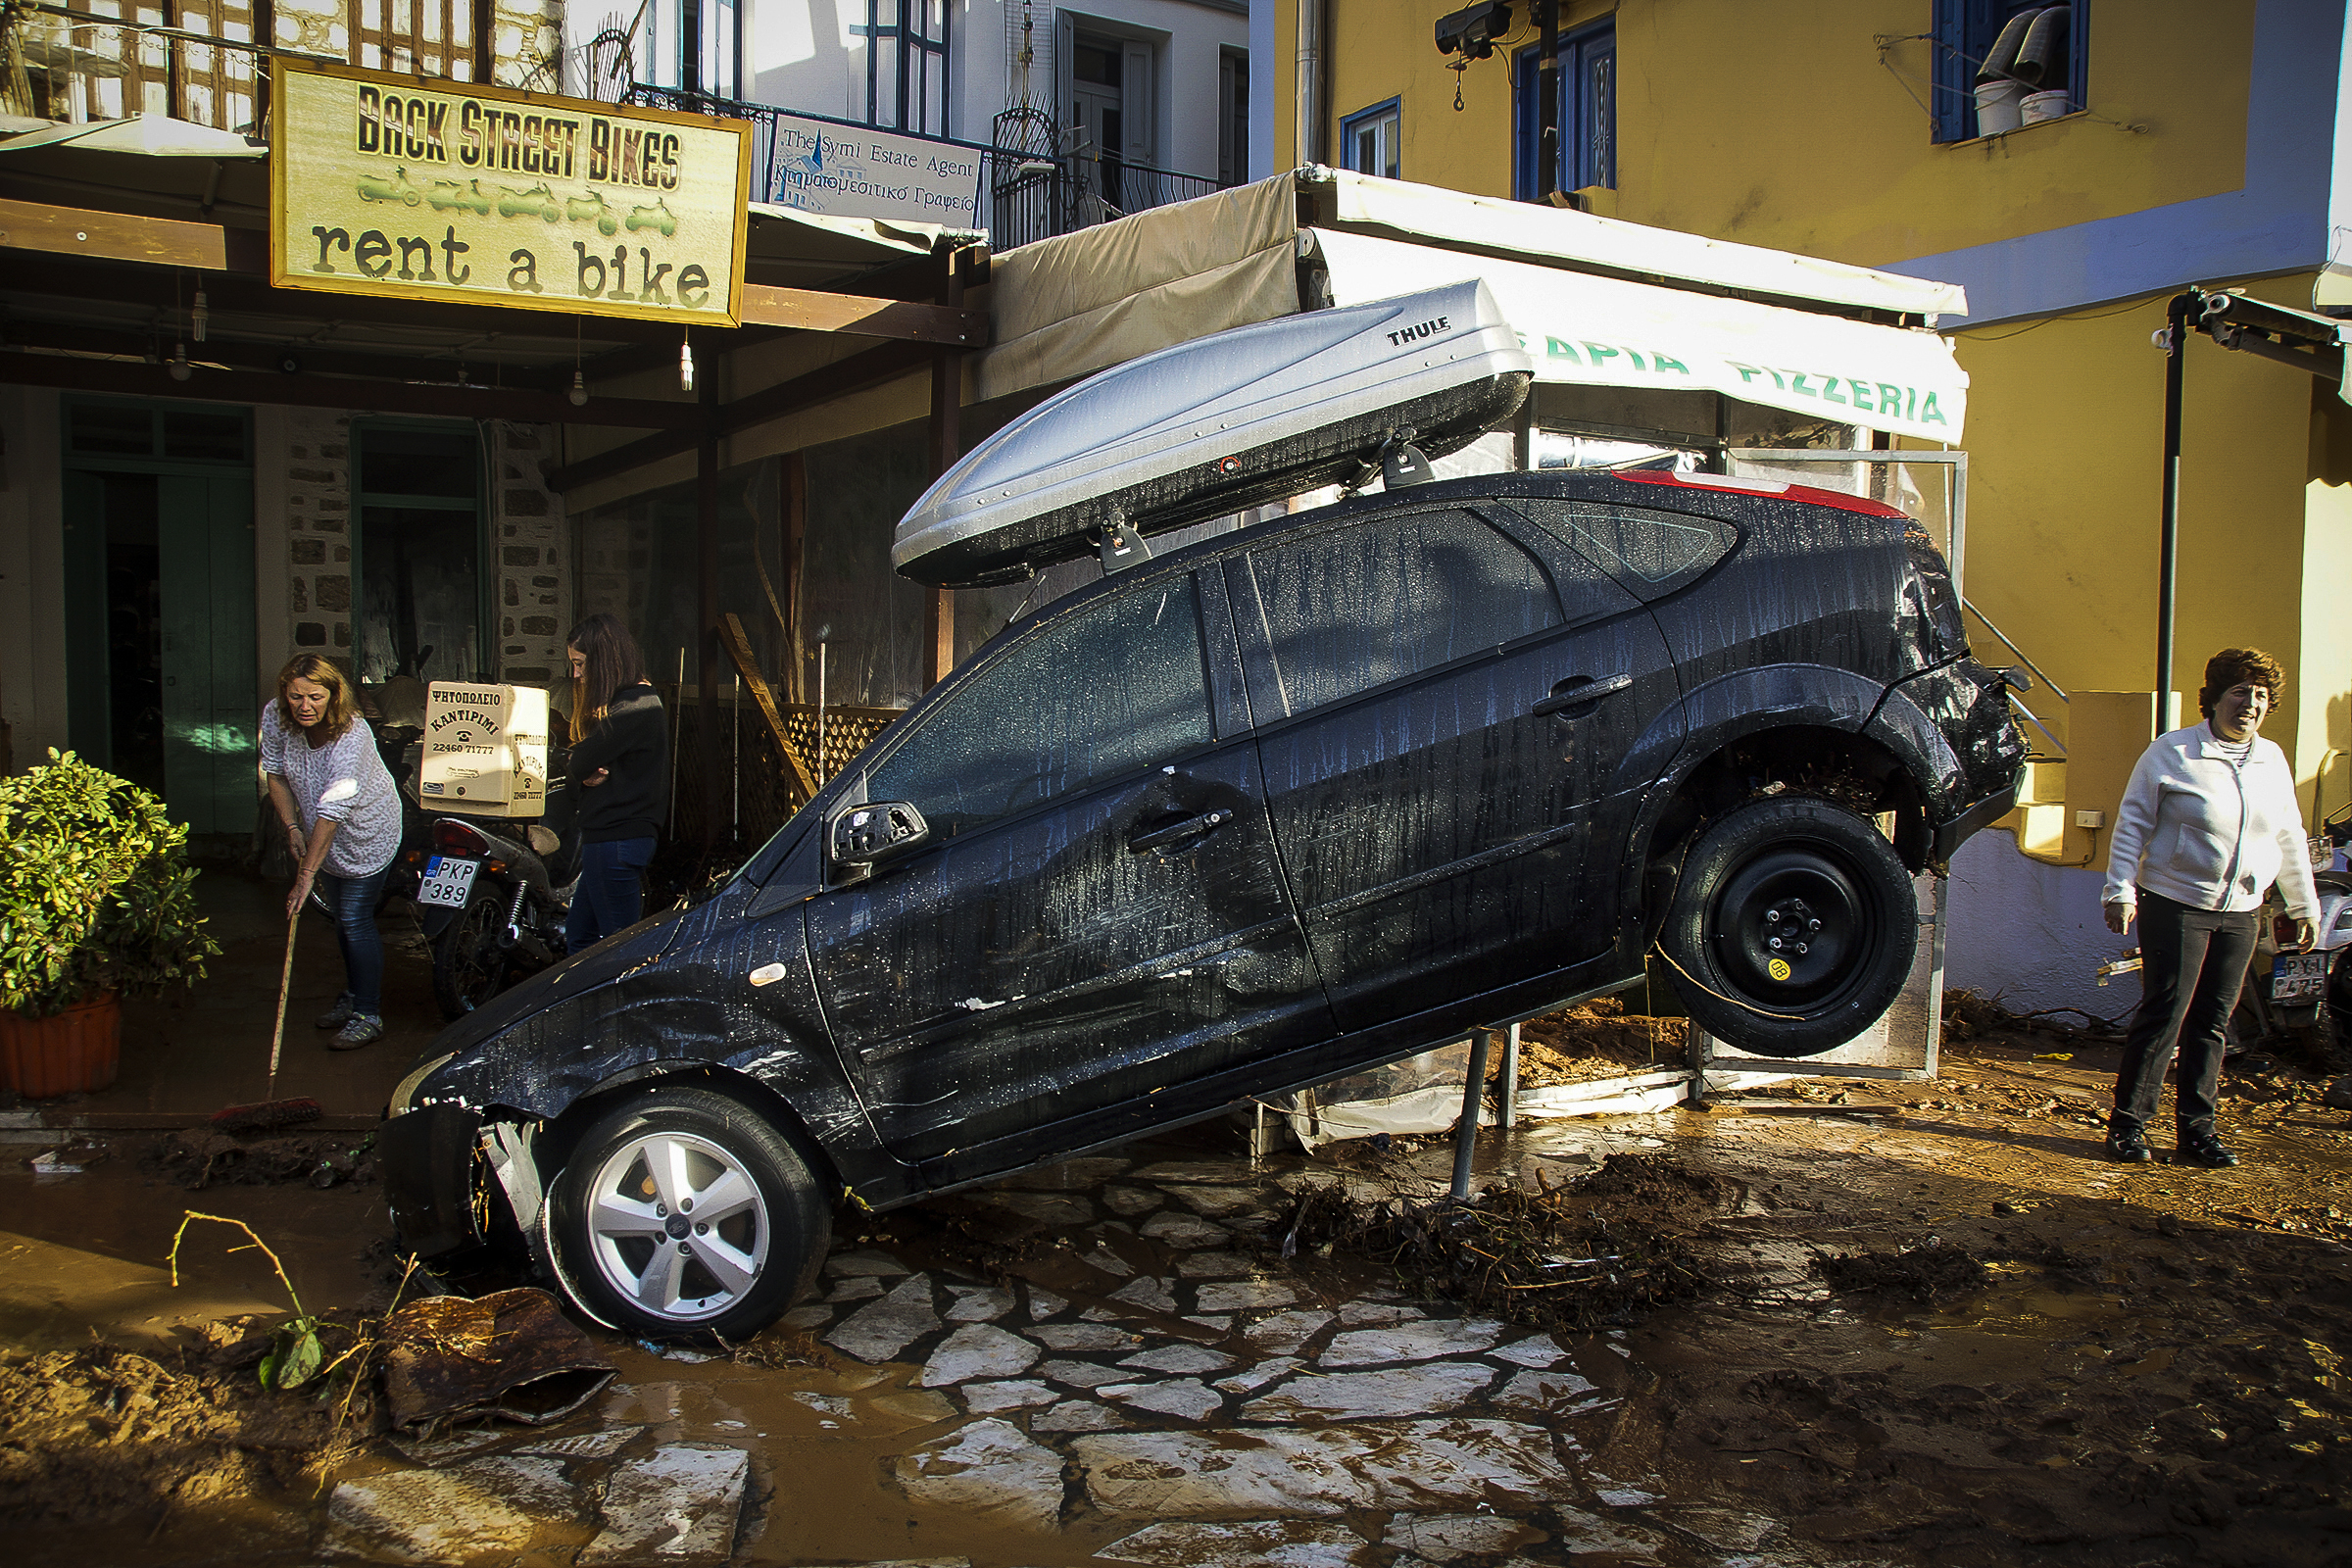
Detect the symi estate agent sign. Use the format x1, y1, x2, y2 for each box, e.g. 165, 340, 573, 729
768, 112, 981, 231
272, 60, 752, 326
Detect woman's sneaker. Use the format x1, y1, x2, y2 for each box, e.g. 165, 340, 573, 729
315, 993, 356, 1030
330, 1013, 384, 1050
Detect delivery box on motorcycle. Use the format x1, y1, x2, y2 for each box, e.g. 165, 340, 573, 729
420, 682, 550, 816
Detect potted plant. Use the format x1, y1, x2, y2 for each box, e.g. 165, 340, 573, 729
0, 751, 220, 1097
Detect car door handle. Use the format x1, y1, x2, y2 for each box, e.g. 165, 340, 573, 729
1533, 673, 1633, 717
1128, 809, 1232, 855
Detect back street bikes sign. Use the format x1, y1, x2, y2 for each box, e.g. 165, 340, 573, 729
271, 61, 753, 326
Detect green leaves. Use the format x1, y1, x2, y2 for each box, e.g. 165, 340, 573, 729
0, 751, 220, 1017
261, 1319, 326, 1392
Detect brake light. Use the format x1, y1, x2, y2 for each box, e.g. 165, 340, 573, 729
433, 820, 490, 857
1613, 470, 1908, 518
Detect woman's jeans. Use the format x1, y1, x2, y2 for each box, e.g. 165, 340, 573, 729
314, 863, 391, 1018
2113, 890, 2260, 1138
567, 837, 656, 954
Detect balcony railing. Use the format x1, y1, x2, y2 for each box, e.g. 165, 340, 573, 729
624, 86, 1223, 249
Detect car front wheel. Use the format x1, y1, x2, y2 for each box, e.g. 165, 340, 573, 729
1661, 795, 1917, 1058
547, 1086, 830, 1340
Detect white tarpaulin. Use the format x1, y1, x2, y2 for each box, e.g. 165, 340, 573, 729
1319, 169, 1966, 321
1312, 227, 1970, 444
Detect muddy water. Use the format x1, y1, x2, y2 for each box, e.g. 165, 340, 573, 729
5, 1040, 2348, 1567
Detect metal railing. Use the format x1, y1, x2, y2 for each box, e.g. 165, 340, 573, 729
624, 86, 1223, 247
1963, 595, 2068, 757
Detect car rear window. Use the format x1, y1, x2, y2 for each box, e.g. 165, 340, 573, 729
1506, 499, 1736, 601
864, 575, 1214, 838
1234, 508, 1563, 720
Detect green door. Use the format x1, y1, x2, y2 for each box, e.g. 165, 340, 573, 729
158, 474, 259, 835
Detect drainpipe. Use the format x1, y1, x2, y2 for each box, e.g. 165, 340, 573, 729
1296, 0, 1322, 165
2156, 290, 2194, 737
1538, 0, 1559, 200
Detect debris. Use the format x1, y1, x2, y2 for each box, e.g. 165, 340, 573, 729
380, 1289, 615, 1434
1275, 1154, 1730, 1332
1811, 1243, 1990, 1303
25, 1140, 104, 1174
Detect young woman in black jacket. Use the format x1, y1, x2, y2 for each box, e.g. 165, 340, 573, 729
564, 612, 667, 951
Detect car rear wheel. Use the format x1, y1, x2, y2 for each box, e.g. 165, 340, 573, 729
430, 887, 509, 1020
547, 1086, 829, 1340
1661, 795, 1917, 1058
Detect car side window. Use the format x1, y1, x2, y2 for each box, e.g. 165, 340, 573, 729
863, 574, 1214, 840
1237, 509, 1564, 721
1507, 499, 1735, 600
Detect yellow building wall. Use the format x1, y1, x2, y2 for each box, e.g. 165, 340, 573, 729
1287, 0, 2253, 252
1287, 0, 2342, 803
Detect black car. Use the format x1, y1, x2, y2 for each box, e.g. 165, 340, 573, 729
382, 461, 2022, 1340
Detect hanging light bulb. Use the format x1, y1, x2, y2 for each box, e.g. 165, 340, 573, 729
568, 367, 589, 407
678, 331, 695, 393
191, 287, 209, 342
169, 341, 192, 381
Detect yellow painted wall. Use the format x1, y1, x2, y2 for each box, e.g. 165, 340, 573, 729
1291, 0, 2253, 258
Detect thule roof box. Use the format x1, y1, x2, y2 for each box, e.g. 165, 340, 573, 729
892, 280, 1534, 587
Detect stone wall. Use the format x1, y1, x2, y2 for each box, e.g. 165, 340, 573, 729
273, 414, 566, 684
281, 409, 356, 657
492, 421, 568, 683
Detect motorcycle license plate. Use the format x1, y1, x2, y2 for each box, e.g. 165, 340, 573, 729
418, 856, 479, 910
2271, 951, 2328, 1003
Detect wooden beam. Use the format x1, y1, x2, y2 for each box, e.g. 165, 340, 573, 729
0, 197, 265, 272
739, 283, 984, 346
0, 318, 573, 390
720, 612, 820, 802
0, 351, 705, 427
542, 336, 936, 492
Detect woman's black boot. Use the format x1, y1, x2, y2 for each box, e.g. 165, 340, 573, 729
2105, 1117, 2154, 1163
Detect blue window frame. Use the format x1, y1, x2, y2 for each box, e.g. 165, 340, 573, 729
1513, 18, 1613, 201
1340, 98, 1401, 180
1933, 1, 2087, 143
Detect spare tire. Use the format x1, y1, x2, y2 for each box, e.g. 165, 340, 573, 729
1660, 795, 1917, 1058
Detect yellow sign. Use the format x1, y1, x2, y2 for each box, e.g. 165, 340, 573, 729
271, 61, 751, 326
1767, 957, 1792, 982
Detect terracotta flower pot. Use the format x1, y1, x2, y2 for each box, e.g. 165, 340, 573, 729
0, 993, 122, 1098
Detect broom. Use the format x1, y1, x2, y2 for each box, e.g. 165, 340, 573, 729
211, 903, 323, 1135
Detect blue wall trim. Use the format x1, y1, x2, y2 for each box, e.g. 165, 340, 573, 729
1885, 0, 2342, 327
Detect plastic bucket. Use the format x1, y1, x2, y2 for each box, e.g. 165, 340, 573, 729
1974, 78, 2026, 135
2021, 89, 2071, 125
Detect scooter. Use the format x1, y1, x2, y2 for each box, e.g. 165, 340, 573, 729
2249, 804, 2352, 1060
391, 746, 582, 1019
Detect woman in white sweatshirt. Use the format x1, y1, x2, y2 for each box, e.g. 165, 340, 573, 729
2101, 648, 2319, 1167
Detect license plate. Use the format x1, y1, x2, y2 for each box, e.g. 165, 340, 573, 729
2272, 951, 2328, 1003
418, 855, 479, 910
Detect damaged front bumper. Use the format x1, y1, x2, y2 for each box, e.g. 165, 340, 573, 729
380, 1102, 489, 1260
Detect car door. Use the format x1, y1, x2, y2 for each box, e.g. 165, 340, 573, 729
805, 566, 1330, 1171
1231, 502, 1681, 1031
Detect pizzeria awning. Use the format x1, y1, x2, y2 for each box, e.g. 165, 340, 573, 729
1310, 227, 1970, 443
979, 167, 1970, 442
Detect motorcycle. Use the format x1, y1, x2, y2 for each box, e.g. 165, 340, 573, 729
2247, 803, 2352, 1061
391, 744, 582, 1020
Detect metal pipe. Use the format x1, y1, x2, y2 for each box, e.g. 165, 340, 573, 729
1451, 1029, 1495, 1200
1295, 0, 1321, 166
1537, 0, 1559, 200
1498, 1021, 1520, 1130
2157, 291, 2193, 730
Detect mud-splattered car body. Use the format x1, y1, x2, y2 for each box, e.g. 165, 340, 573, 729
382, 466, 2021, 1336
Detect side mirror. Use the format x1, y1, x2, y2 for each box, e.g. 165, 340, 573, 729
828, 801, 930, 870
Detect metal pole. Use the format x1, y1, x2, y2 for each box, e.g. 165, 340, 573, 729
1537, 0, 1560, 200
1450, 1029, 1495, 1200
2157, 291, 2193, 733
1498, 1021, 1520, 1130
